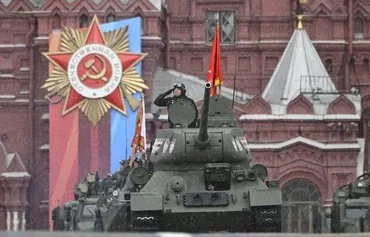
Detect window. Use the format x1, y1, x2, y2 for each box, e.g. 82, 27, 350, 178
364, 58, 369, 73
206, 12, 235, 44
107, 13, 116, 23
354, 17, 364, 39
79, 14, 89, 28
282, 179, 321, 202
325, 59, 333, 74
52, 14, 61, 29
350, 58, 356, 73
282, 179, 322, 233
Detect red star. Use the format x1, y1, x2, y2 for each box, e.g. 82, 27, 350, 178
44, 16, 145, 115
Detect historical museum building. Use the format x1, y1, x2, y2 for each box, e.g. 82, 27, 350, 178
0, 0, 370, 233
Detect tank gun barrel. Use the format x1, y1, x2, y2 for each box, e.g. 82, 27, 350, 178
197, 82, 212, 142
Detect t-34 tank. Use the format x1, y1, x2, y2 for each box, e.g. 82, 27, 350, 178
96, 82, 282, 232
330, 173, 370, 233
52, 173, 101, 231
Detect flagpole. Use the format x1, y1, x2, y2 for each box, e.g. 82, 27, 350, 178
216, 21, 221, 97
232, 59, 238, 108
141, 93, 148, 161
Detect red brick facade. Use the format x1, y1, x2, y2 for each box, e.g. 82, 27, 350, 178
0, 0, 369, 231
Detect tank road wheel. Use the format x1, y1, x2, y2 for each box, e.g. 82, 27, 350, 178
253, 205, 281, 232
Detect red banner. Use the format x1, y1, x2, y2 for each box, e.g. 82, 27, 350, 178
207, 24, 223, 96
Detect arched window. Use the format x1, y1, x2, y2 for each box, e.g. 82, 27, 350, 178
107, 13, 116, 23
282, 179, 321, 233
354, 17, 364, 39
325, 59, 333, 74
364, 58, 369, 73
350, 58, 356, 73
52, 14, 61, 29
79, 14, 89, 28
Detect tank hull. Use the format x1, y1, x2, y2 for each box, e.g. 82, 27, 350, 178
102, 205, 281, 232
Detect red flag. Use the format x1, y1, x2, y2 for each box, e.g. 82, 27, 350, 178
207, 23, 223, 96
129, 97, 146, 167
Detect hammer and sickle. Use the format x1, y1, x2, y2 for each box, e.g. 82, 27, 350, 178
80, 54, 108, 82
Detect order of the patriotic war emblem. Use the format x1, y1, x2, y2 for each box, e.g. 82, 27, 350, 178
43, 15, 147, 125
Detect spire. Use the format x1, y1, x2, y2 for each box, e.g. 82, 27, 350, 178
296, 0, 306, 30
297, 15, 303, 30
262, 29, 337, 104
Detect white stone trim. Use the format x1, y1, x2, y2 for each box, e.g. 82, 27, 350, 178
1, 172, 30, 177
39, 144, 49, 151
7, 211, 11, 231
239, 114, 361, 121
0, 74, 15, 78
248, 136, 361, 151
353, 40, 370, 44
312, 40, 346, 44
13, 211, 18, 231
15, 99, 30, 102
0, 44, 26, 48
20, 67, 30, 72
19, 90, 30, 95
170, 40, 348, 45
34, 36, 49, 40
41, 113, 49, 120
356, 138, 365, 177
0, 95, 16, 99
142, 36, 162, 40
22, 212, 26, 231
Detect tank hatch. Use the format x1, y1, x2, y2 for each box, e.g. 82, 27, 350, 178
168, 99, 197, 128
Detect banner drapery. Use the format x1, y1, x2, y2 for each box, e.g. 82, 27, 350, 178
101, 18, 144, 172
48, 17, 145, 229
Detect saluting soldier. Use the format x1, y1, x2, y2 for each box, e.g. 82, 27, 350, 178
154, 82, 198, 128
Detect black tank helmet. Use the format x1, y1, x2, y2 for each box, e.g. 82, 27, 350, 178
173, 82, 186, 95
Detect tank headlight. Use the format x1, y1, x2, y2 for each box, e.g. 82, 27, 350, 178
112, 190, 119, 197
233, 170, 246, 182
246, 171, 257, 181
236, 175, 245, 182
357, 181, 365, 188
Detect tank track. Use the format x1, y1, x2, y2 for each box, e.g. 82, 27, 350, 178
254, 205, 281, 232
131, 212, 160, 231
